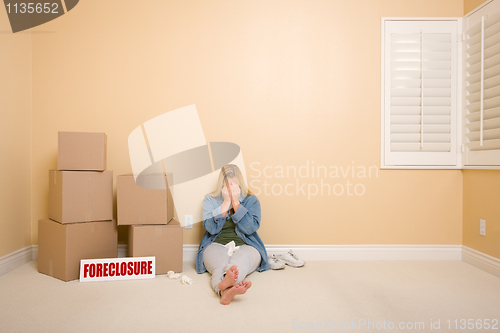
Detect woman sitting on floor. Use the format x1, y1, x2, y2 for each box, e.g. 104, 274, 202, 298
196, 164, 270, 305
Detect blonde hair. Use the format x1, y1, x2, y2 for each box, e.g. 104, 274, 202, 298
209, 164, 251, 198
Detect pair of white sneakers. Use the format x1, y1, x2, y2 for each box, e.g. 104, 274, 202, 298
268, 250, 305, 270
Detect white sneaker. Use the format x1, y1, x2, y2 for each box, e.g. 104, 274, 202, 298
268, 255, 286, 270
275, 250, 305, 268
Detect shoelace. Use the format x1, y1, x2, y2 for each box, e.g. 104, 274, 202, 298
269, 255, 284, 264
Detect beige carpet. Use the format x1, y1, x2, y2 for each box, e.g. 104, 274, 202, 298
0, 260, 499, 333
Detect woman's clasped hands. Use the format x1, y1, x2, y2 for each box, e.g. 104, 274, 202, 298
222, 180, 241, 212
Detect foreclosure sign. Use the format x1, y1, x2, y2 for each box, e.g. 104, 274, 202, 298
79, 257, 155, 282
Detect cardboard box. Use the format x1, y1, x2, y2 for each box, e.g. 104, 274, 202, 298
117, 174, 174, 226
128, 220, 183, 274
58, 131, 107, 171
38, 219, 118, 282
49, 170, 113, 223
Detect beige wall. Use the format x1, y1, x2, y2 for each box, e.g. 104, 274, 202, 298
4, 0, 499, 263
463, 170, 500, 259
5, 0, 500, 261
465, 0, 489, 14
0, 15, 32, 257
28, 0, 464, 246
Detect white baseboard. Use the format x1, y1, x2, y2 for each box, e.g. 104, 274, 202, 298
265, 244, 463, 261
183, 244, 463, 262
0, 245, 37, 277
3, 244, 492, 277
462, 246, 500, 278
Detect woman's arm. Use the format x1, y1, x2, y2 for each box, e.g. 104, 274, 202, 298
229, 183, 240, 212
231, 195, 261, 235
202, 195, 226, 235
220, 186, 232, 217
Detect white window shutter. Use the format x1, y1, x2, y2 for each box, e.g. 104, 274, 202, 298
464, 2, 500, 166
383, 20, 458, 167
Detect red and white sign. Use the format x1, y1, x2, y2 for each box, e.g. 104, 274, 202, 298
79, 257, 155, 282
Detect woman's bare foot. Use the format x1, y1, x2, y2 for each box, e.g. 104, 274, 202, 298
218, 265, 238, 292
220, 281, 252, 305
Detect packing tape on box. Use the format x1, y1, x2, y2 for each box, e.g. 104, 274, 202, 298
155, 226, 163, 236
128, 105, 247, 226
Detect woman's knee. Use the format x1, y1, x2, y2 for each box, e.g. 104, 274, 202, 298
203, 243, 230, 268
238, 246, 261, 267
226, 259, 256, 277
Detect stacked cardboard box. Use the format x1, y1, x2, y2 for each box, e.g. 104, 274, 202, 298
38, 132, 117, 282
117, 173, 183, 274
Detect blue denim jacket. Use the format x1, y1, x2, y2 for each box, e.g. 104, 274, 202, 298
196, 193, 270, 274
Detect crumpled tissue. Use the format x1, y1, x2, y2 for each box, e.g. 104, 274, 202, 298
166, 271, 181, 279
223, 240, 240, 256
181, 275, 193, 285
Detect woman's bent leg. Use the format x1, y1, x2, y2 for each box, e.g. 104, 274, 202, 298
226, 245, 261, 284
203, 243, 231, 295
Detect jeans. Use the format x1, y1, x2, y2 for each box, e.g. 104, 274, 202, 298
203, 242, 261, 295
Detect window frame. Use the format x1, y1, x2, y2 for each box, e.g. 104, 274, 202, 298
380, 17, 463, 169
462, 0, 500, 169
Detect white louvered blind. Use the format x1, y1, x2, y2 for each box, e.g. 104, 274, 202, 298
383, 21, 458, 167
464, 4, 500, 166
